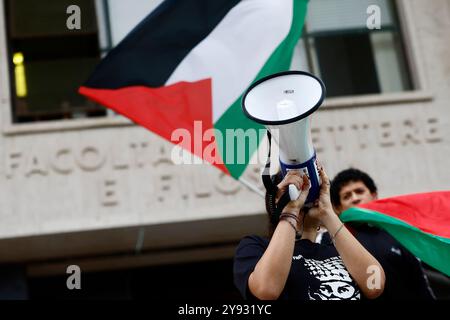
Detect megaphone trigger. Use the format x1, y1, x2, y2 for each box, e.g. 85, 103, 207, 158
288, 184, 300, 201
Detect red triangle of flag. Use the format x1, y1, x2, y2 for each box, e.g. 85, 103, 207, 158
79, 79, 229, 175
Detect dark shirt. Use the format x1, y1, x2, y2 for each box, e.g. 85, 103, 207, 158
233, 235, 361, 300
321, 223, 435, 300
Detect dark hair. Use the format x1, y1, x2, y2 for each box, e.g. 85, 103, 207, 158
330, 168, 377, 208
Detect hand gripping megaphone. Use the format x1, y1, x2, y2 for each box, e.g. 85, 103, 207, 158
241, 71, 326, 206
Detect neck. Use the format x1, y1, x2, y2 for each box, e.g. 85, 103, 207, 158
301, 227, 317, 242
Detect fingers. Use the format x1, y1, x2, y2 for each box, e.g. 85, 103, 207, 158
276, 171, 302, 203
277, 170, 313, 208
317, 161, 330, 194
293, 174, 311, 206
277, 170, 302, 190
301, 173, 311, 191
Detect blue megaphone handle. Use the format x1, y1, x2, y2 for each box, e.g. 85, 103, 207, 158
279, 153, 320, 206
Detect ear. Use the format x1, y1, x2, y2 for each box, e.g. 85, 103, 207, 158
372, 192, 378, 200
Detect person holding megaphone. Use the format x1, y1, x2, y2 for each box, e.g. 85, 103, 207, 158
234, 163, 386, 300
234, 71, 386, 300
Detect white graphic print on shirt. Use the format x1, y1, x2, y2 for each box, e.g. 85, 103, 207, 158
293, 254, 361, 300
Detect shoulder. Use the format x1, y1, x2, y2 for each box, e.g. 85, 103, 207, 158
355, 226, 422, 263
237, 235, 269, 247
235, 235, 269, 254
353, 224, 392, 242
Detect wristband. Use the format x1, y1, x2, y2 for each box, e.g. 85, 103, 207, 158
331, 223, 345, 245
280, 212, 300, 223
280, 217, 299, 233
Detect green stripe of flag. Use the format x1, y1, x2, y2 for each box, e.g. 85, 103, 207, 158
341, 207, 450, 277
214, 0, 309, 179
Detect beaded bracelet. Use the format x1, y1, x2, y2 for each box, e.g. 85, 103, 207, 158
279, 217, 299, 233
280, 212, 300, 223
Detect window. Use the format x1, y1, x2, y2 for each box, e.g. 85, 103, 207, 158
292, 0, 412, 98
5, 0, 107, 123
4, 0, 166, 124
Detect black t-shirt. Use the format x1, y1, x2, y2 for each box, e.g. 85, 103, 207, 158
321, 224, 435, 300
233, 235, 361, 300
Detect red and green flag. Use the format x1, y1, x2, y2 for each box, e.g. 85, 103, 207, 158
340, 191, 450, 276
79, 0, 309, 181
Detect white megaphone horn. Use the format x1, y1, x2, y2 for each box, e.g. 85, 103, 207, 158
241, 71, 326, 205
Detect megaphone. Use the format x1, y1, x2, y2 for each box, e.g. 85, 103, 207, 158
241, 71, 326, 206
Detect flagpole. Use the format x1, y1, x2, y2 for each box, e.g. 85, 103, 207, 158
238, 177, 265, 198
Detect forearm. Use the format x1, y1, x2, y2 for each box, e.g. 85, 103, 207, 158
249, 220, 296, 299
322, 212, 386, 299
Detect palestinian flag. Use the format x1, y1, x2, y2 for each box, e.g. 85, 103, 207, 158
340, 191, 450, 277
79, 0, 309, 179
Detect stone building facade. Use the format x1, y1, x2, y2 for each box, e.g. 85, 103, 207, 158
0, 0, 448, 298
